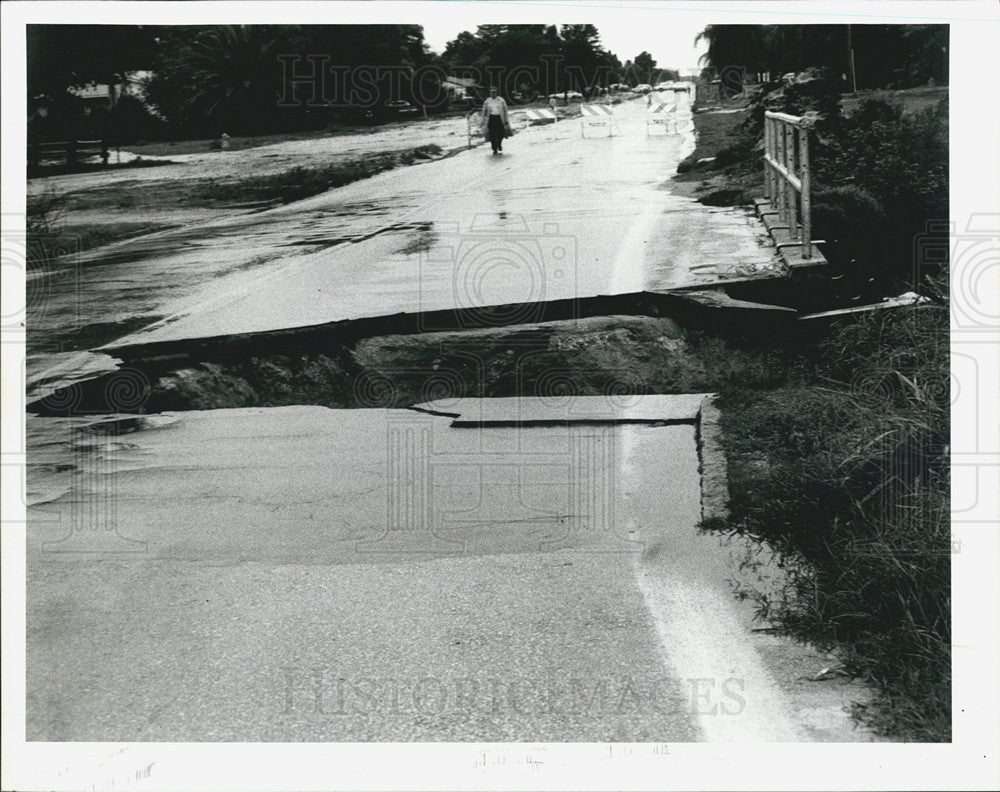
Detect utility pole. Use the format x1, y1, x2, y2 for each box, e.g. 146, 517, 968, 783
846, 25, 857, 93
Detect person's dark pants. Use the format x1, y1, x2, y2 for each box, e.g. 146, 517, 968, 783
488, 115, 505, 153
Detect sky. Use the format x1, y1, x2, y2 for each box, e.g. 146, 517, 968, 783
421, 12, 709, 74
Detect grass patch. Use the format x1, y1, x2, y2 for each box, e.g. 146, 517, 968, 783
680, 85, 951, 739
197, 144, 442, 206
192, 144, 443, 206
710, 301, 950, 741
51, 144, 446, 215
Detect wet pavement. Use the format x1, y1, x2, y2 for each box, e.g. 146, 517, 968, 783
97, 96, 777, 354
27, 404, 700, 741
26, 94, 779, 398
26, 401, 872, 741
21, 97, 872, 744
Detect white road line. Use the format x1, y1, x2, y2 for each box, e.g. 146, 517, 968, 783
609, 197, 660, 295
634, 562, 804, 741
619, 424, 804, 742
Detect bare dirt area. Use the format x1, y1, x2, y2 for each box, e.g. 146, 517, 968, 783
79, 315, 775, 415
669, 108, 760, 207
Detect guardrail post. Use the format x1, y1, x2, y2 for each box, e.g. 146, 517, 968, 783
800, 124, 811, 259
777, 123, 787, 225
785, 124, 797, 241
764, 116, 772, 204
763, 110, 815, 261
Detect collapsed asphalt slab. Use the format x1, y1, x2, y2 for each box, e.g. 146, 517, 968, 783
92, 98, 782, 356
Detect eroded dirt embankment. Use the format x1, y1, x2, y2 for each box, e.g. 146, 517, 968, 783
31, 312, 801, 416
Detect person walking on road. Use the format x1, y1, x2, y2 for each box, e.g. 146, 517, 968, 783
481, 86, 511, 155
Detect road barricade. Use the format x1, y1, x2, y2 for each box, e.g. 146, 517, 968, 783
646, 100, 677, 136
525, 108, 558, 125
466, 110, 483, 148
580, 104, 614, 137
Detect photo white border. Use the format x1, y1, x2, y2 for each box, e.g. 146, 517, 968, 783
2, 3, 998, 790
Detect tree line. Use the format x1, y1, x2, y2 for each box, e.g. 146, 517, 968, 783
696, 24, 947, 89
27, 23, 678, 141
29, 23, 946, 143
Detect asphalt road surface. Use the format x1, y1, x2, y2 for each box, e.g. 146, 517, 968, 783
101, 95, 776, 351
27, 401, 871, 741
24, 96, 872, 742
26, 95, 777, 399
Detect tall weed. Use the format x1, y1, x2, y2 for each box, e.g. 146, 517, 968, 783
713, 300, 950, 739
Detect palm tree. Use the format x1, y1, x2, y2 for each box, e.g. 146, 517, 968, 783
175, 25, 291, 133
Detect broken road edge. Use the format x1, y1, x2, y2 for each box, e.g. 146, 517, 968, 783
696, 395, 732, 526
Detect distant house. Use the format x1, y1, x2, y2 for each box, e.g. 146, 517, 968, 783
30, 70, 160, 143
68, 70, 154, 109
440, 75, 480, 100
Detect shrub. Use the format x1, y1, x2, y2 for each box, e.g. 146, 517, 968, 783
741, 68, 844, 144
810, 185, 889, 300
815, 97, 948, 292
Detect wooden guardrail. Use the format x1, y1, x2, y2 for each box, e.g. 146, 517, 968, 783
29, 139, 109, 168
763, 111, 814, 260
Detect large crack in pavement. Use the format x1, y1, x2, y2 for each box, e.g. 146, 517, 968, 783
27, 295, 801, 417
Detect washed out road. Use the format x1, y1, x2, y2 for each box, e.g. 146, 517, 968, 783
27, 95, 775, 396
24, 95, 870, 742
101, 95, 776, 351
